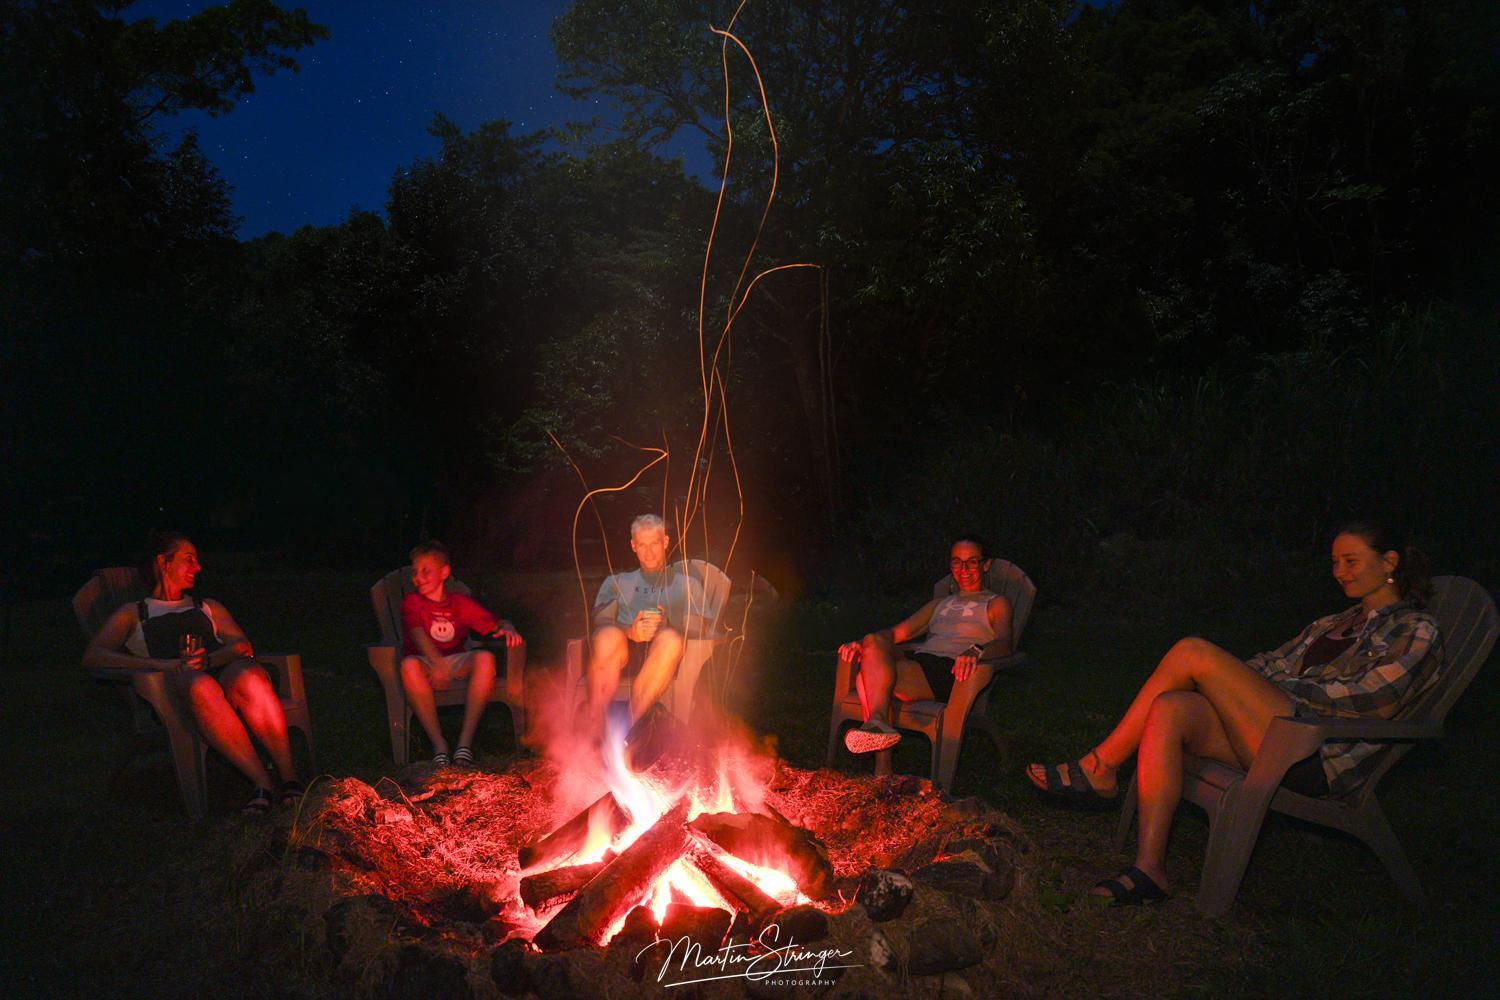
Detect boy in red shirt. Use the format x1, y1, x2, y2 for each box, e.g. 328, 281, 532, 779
400, 541, 523, 766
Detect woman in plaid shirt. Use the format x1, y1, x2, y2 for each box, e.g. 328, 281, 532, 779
1025, 520, 1442, 905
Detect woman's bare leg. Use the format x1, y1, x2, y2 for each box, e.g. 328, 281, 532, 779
179, 672, 274, 789
221, 661, 296, 781
1028, 637, 1292, 794
854, 633, 903, 724
1115, 690, 1242, 891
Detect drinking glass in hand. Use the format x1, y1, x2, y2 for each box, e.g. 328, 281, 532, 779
179, 633, 205, 673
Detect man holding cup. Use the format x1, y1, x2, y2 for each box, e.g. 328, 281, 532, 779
584, 513, 692, 737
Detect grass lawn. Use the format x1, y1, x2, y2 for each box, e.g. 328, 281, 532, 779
1, 564, 1496, 998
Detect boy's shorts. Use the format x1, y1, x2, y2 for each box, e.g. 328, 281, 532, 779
407, 648, 503, 690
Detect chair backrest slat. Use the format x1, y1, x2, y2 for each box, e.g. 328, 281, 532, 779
1417, 576, 1499, 723
370, 567, 474, 645
933, 559, 1038, 648
668, 559, 731, 636
73, 567, 148, 639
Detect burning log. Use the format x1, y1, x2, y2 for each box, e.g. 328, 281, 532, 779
519, 858, 610, 912
533, 799, 690, 952
689, 812, 835, 900
518, 792, 631, 872
683, 838, 782, 930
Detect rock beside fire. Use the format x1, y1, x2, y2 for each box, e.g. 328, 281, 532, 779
382, 942, 473, 1000
885, 916, 984, 977
323, 893, 406, 963
913, 858, 1014, 902
659, 901, 733, 953
488, 939, 532, 997
908, 916, 984, 974
856, 868, 914, 922
762, 903, 828, 944
613, 906, 660, 982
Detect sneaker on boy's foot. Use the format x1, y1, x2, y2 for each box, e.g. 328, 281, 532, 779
844, 718, 902, 754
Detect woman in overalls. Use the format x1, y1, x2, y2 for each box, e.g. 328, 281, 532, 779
84, 532, 302, 814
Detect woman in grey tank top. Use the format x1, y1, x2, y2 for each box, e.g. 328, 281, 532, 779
837, 537, 1013, 754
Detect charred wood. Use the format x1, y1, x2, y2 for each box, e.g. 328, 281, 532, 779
532, 799, 690, 952
689, 811, 835, 900
518, 792, 630, 872
519, 859, 609, 912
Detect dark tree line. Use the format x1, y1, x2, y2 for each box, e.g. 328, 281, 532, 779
3, 0, 1497, 600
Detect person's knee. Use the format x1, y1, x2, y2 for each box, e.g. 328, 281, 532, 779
228, 666, 274, 703
592, 626, 626, 657
400, 656, 430, 685
652, 626, 683, 658
185, 675, 228, 713
1144, 690, 1200, 732
470, 650, 497, 679
1165, 636, 1217, 673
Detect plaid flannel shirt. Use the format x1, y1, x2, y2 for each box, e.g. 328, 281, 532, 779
1245, 599, 1443, 797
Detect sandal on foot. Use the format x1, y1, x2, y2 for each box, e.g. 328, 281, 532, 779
452, 746, 474, 768
431, 751, 451, 767
1028, 755, 1116, 805
1091, 866, 1168, 906
243, 788, 275, 816
277, 780, 306, 807
844, 718, 902, 754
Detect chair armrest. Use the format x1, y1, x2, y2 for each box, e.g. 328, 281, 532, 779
85, 662, 165, 680
979, 652, 1027, 670
832, 652, 856, 705
1242, 714, 1444, 792
257, 653, 306, 705
1266, 714, 1444, 743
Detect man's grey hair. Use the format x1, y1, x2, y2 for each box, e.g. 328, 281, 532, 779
630, 513, 666, 538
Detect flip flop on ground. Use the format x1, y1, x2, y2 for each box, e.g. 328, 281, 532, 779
1091, 866, 1169, 906
242, 787, 274, 816
278, 780, 305, 807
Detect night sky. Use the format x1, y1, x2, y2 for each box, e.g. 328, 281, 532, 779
133, 0, 713, 239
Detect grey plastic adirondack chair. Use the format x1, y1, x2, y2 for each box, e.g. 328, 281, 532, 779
563, 559, 732, 725
826, 559, 1037, 794
366, 567, 527, 765
1115, 575, 1498, 916
74, 568, 316, 819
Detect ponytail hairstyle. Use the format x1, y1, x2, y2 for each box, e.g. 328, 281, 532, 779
142, 530, 193, 588
1334, 518, 1432, 603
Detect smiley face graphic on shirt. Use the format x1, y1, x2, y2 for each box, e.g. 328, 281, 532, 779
428, 618, 457, 644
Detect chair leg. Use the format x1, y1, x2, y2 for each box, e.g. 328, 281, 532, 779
382, 685, 409, 766
825, 711, 846, 768
970, 686, 1007, 754
167, 726, 208, 820
289, 716, 316, 775
934, 719, 959, 794
1351, 798, 1423, 903
874, 749, 893, 777
1114, 774, 1139, 851
1196, 787, 1273, 918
